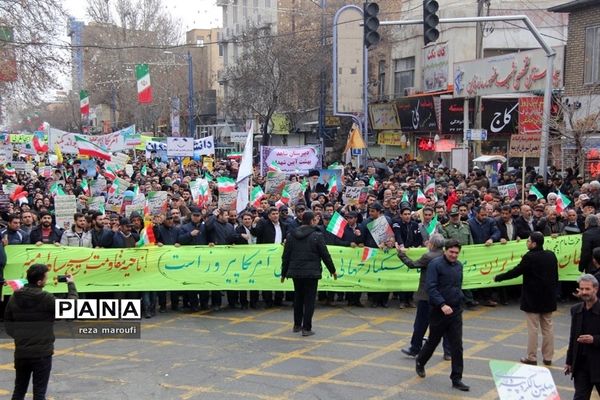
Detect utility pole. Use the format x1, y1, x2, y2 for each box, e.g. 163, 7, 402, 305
473, 0, 488, 158
318, 0, 327, 158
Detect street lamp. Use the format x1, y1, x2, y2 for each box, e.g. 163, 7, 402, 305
164, 50, 195, 137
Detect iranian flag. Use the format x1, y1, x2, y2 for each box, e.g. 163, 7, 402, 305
425, 215, 438, 235
556, 191, 572, 213
49, 182, 65, 196
135, 64, 152, 104
75, 135, 112, 161
217, 176, 236, 193
329, 175, 338, 195
424, 178, 436, 196
80, 179, 90, 196
250, 186, 265, 207
268, 161, 282, 172
140, 165, 147, 176
104, 165, 117, 181
529, 185, 544, 199
401, 191, 409, 203
326, 211, 347, 238
9, 186, 28, 203
5, 279, 27, 291
4, 166, 15, 176
369, 176, 379, 190
136, 223, 156, 247
80, 90, 89, 116
361, 247, 377, 262
197, 179, 210, 207
416, 188, 427, 209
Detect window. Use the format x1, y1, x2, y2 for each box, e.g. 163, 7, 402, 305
585, 26, 600, 84
233, 4, 238, 23
243, 0, 247, 18
378, 60, 385, 99
394, 57, 415, 97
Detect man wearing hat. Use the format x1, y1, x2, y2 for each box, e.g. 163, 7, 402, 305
442, 207, 473, 246
112, 217, 139, 248
178, 207, 209, 311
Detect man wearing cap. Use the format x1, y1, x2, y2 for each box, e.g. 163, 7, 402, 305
442, 207, 473, 246
112, 217, 139, 248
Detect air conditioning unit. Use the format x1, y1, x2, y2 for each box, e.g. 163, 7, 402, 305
404, 87, 417, 96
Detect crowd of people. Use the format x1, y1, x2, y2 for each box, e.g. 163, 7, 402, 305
2, 152, 600, 317
3, 149, 600, 398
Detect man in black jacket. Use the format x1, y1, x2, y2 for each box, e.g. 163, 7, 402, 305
494, 232, 558, 366
579, 215, 600, 274
28, 211, 62, 245
205, 208, 235, 310
281, 211, 336, 336
251, 207, 287, 307
415, 239, 469, 392
565, 274, 600, 399
154, 211, 182, 312
5, 264, 78, 400
178, 207, 208, 312
89, 212, 114, 248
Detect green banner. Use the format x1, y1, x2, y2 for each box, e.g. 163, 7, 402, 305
2, 235, 583, 293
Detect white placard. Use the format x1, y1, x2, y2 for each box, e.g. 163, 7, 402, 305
54, 195, 77, 230
167, 137, 194, 157
230, 132, 248, 143
194, 136, 215, 157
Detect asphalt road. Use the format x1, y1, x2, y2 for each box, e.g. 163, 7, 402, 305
0, 298, 595, 400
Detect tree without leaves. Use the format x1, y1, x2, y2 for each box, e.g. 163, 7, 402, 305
0, 0, 68, 107
222, 27, 323, 145
549, 88, 600, 178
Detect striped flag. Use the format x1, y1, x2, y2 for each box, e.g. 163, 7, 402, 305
217, 177, 236, 193
75, 135, 112, 161
140, 165, 147, 176
80, 90, 89, 116
251, 186, 265, 207
416, 188, 427, 209
425, 215, 438, 235
361, 247, 377, 262
556, 191, 572, 213
135, 64, 152, 104
529, 186, 544, 200
401, 191, 409, 203
136, 223, 156, 247
33, 135, 48, 152
49, 182, 65, 196
9, 185, 28, 203
328, 175, 338, 195
268, 161, 282, 172
326, 211, 347, 238
4, 166, 15, 176
369, 176, 379, 190
80, 179, 90, 196
104, 165, 117, 181
204, 172, 213, 181
5, 279, 27, 291
424, 178, 435, 196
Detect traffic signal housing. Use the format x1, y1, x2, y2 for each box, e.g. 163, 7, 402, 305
423, 0, 439, 45
364, 2, 380, 49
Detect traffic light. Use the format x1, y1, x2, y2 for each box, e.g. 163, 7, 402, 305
363, 2, 380, 49
423, 0, 439, 45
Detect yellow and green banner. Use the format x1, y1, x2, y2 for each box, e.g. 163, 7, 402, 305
2, 235, 584, 293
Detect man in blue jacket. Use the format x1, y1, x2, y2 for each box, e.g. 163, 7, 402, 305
415, 239, 470, 392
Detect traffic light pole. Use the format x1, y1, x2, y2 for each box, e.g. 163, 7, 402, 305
380, 15, 556, 178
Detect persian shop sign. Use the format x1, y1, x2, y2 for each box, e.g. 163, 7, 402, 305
453, 47, 564, 98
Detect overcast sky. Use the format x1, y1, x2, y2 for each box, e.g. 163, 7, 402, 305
64, 0, 222, 31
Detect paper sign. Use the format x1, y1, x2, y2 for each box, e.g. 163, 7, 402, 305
265, 171, 287, 194
286, 182, 304, 205
87, 196, 106, 212
218, 190, 237, 210
167, 137, 194, 157
106, 191, 125, 213
125, 204, 144, 218
343, 186, 363, 205
498, 184, 518, 200
193, 135, 215, 158
366, 216, 394, 246
146, 191, 168, 215
489, 360, 559, 400
54, 195, 77, 230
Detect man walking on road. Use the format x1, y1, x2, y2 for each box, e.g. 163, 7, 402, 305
281, 211, 336, 337
415, 239, 470, 392
565, 274, 600, 400
494, 231, 558, 366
